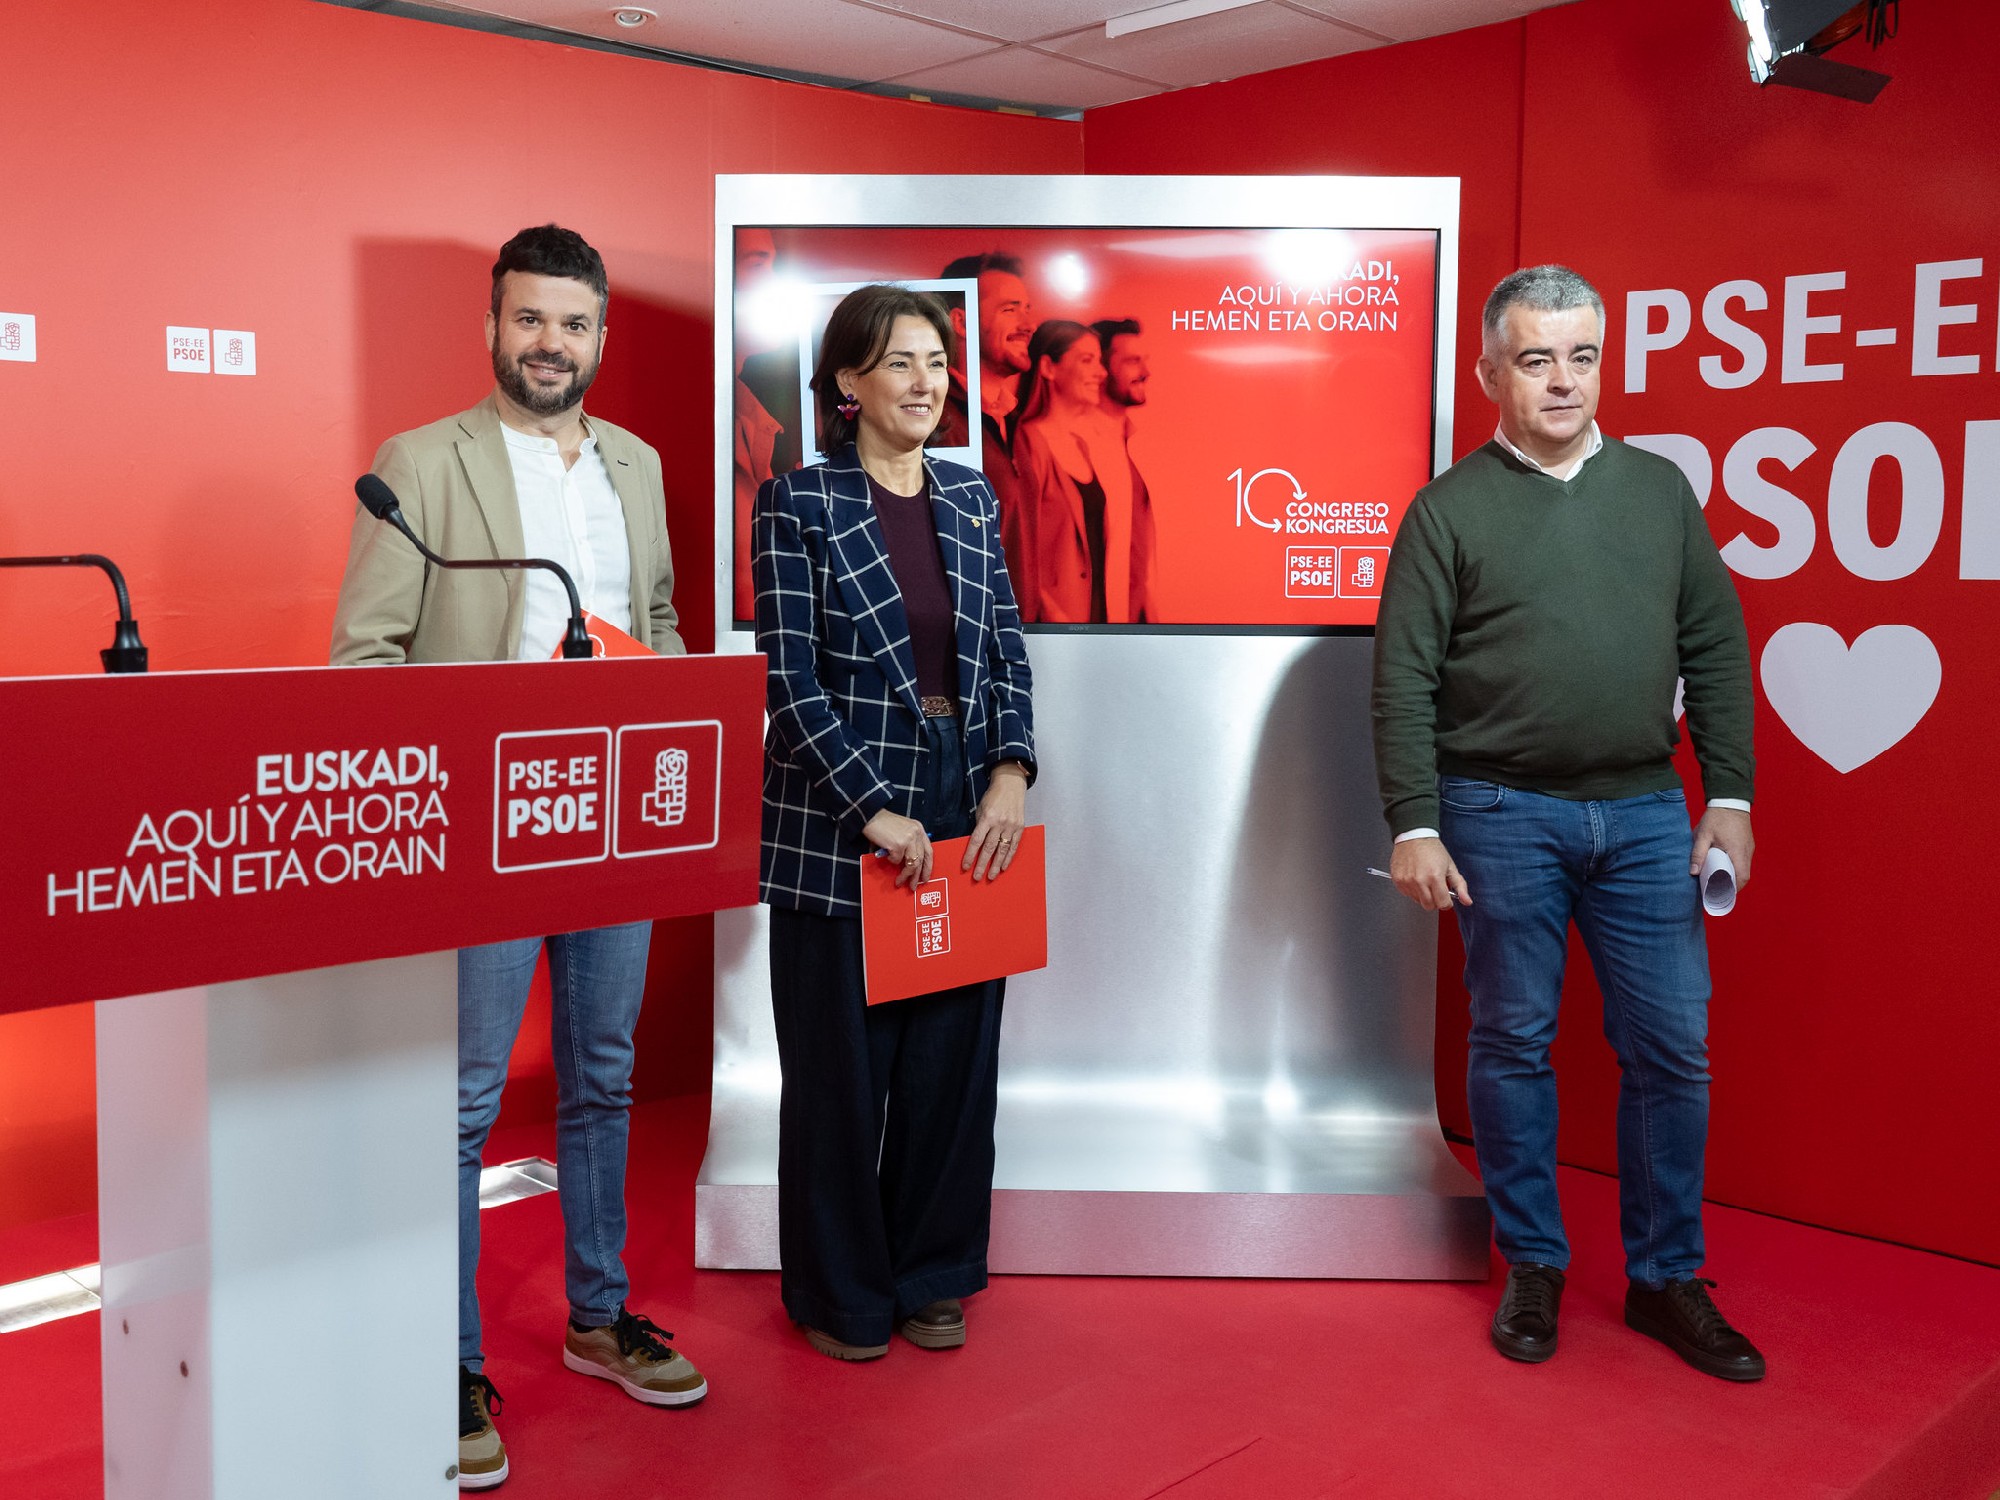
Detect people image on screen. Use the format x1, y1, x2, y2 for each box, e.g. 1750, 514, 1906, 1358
1094, 316, 1150, 413
1012, 319, 1153, 624
733, 228, 786, 623
1091, 317, 1160, 624
751, 283, 1036, 1363
328, 224, 706, 1492
739, 229, 806, 483
939, 251, 1038, 616
916, 288, 971, 454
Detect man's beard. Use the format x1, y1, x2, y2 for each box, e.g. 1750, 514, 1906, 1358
986, 329, 1031, 377
1107, 380, 1146, 407
495, 346, 598, 415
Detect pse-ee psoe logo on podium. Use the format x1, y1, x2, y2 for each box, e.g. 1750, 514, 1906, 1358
491, 721, 722, 874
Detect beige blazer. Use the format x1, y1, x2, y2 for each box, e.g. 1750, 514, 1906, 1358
330, 393, 686, 664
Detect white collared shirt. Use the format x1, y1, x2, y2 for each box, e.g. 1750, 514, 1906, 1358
1393, 421, 1746, 842
500, 419, 633, 661
1494, 421, 1603, 481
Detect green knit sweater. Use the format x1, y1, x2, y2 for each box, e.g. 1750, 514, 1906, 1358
1371, 438, 1754, 837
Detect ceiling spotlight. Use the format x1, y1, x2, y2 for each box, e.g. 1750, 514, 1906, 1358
1729, 0, 1895, 101
612, 7, 655, 26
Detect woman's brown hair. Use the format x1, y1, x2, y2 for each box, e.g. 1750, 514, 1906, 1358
810, 284, 957, 454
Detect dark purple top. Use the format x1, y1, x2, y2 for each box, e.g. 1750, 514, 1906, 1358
866, 470, 956, 702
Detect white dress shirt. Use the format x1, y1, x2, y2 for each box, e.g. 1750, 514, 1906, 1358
1493, 420, 1603, 482
501, 419, 633, 661
1394, 423, 1747, 844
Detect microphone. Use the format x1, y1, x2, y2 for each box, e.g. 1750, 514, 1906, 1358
0, 553, 149, 672
354, 474, 594, 660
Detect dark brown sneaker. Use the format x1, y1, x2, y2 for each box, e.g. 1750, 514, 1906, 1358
1625, 1277, 1766, 1382
898, 1298, 967, 1350
1490, 1262, 1565, 1363
563, 1307, 708, 1406
457, 1365, 507, 1490
800, 1324, 889, 1361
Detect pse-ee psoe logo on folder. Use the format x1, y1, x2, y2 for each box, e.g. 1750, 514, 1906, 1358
858, 825, 1049, 1006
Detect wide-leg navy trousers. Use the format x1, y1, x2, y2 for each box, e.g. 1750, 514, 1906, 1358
768, 719, 1006, 1346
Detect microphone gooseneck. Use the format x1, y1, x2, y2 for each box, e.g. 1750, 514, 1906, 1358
0, 553, 149, 673
352, 474, 593, 659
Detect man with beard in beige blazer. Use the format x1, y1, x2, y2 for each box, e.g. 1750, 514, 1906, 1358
330, 267, 683, 663
330, 224, 700, 1494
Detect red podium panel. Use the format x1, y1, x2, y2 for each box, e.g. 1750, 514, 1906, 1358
0, 654, 765, 1015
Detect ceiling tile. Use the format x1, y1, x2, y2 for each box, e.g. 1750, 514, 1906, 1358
1044, 2, 1371, 89
851, 1, 1131, 45
884, 44, 1165, 110
459, 0, 997, 81
1286, 0, 1560, 44
391, 0, 1577, 108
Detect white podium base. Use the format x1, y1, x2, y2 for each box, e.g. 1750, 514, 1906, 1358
96, 953, 458, 1500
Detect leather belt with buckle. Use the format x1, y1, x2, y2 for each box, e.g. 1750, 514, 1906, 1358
919, 696, 957, 718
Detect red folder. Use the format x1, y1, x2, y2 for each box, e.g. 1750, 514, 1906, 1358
548, 610, 656, 659
859, 825, 1048, 1005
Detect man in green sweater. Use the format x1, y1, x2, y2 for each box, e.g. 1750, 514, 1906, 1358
1373, 265, 1765, 1382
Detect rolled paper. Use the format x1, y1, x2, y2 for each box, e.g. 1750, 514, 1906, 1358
1700, 845, 1737, 917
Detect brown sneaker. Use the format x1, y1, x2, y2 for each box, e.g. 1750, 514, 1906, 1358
800, 1324, 889, 1361
898, 1299, 966, 1350
563, 1307, 708, 1406
457, 1365, 507, 1490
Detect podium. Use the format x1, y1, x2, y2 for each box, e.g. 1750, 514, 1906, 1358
1, 655, 764, 1500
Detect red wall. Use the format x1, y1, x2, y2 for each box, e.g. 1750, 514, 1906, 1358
0, 0, 1077, 1235
1091, 0, 2000, 1262
9, 0, 1996, 1268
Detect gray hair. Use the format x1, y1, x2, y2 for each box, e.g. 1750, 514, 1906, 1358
1481, 265, 1604, 355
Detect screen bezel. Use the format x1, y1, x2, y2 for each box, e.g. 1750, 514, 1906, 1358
715, 175, 1460, 645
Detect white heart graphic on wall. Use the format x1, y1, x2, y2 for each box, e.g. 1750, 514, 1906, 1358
1759, 624, 1941, 773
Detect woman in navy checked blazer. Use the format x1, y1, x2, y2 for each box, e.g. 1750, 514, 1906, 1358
752, 285, 1037, 1361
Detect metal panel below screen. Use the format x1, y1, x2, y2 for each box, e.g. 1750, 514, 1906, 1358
701, 634, 1488, 1279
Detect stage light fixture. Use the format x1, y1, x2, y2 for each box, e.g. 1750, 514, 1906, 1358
1735, 0, 1778, 79
1730, 0, 1897, 101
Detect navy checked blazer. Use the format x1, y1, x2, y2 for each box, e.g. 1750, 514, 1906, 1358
754, 444, 1037, 917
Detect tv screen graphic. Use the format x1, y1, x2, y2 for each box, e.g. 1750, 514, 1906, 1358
729, 224, 1439, 631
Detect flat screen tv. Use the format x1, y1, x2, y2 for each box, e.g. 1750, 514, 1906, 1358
720, 179, 1456, 634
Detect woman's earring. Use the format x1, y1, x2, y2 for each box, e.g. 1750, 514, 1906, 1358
836, 391, 861, 420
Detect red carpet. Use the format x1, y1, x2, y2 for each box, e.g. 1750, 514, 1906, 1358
6, 1096, 2000, 1499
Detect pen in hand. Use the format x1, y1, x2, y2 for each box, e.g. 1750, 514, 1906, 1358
1367, 865, 1456, 904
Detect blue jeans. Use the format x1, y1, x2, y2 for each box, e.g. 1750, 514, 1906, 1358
1440, 778, 1711, 1288
457, 921, 651, 1370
